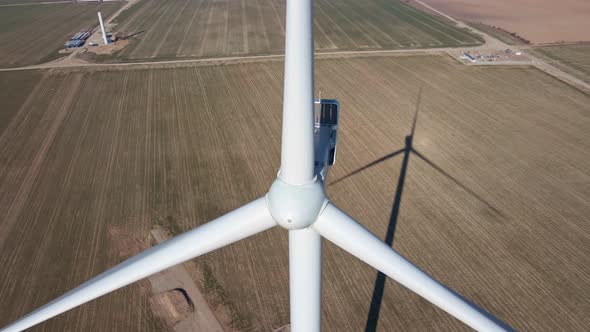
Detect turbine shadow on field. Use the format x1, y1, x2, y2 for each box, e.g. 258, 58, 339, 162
362, 87, 422, 332
122, 30, 146, 40
364, 132, 413, 332
328, 87, 501, 331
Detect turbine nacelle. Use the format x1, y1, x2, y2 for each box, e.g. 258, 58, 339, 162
266, 178, 327, 230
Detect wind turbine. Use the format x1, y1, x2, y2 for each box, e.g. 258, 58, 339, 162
1, 0, 512, 331
98, 12, 110, 45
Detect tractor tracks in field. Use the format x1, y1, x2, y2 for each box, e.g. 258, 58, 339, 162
0, 74, 83, 246
0, 1, 588, 93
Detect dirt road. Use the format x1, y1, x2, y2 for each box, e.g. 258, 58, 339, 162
4, 47, 588, 94
2, 0, 587, 94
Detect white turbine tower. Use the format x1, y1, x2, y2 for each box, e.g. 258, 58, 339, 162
1, 0, 512, 331
98, 11, 109, 45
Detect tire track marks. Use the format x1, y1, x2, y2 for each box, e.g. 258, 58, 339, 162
150, 0, 191, 58
175, 0, 205, 56
0, 73, 83, 246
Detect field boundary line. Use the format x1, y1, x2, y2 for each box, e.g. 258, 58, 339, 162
0, 14, 587, 95
0, 49, 453, 72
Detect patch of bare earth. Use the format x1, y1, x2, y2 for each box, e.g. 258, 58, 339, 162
417, 0, 590, 44
87, 39, 130, 55
107, 224, 148, 258
273, 324, 291, 332
149, 289, 194, 327
107, 225, 227, 332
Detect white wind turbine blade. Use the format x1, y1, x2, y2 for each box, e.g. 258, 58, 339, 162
1, 197, 276, 332
280, 0, 315, 185
289, 228, 322, 332
313, 203, 511, 332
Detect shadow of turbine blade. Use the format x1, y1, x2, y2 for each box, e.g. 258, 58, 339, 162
411, 149, 502, 215
330, 148, 405, 186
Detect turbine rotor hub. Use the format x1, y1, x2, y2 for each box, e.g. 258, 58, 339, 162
266, 178, 328, 230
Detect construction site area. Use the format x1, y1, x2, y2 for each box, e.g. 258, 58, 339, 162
458, 48, 529, 65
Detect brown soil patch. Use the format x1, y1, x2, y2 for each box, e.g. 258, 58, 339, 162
149, 289, 195, 327
88, 40, 130, 55
106, 225, 226, 331
417, 0, 590, 44
2, 57, 589, 331
106, 224, 148, 258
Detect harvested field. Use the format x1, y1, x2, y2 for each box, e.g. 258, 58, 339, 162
417, 0, 590, 44
467, 22, 528, 45
109, 0, 482, 61
0, 0, 68, 5
0, 55, 589, 331
530, 43, 590, 85
0, 2, 121, 68
0, 70, 43, 134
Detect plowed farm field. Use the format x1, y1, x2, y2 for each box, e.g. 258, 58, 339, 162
0, 0, 67, 5
0, 55, 589, 331
417, 0, 590, 44
530, 43, 590, 85
0, 2, 121, 68
109, 0, 482, 61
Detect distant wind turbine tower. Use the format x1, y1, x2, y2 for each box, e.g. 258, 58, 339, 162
0, 0, 513, 331
97, 11, 109, 45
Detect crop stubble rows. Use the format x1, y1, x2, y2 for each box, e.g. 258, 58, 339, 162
0, 56, 589, 331
0, 0, 67, 5
111, 0, 482, 61
530, 43, 590, 85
